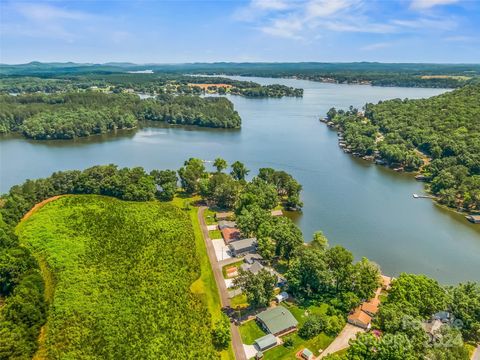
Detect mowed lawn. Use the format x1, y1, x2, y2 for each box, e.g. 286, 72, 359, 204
239, 302, 334, 360
17, 195, 219, 359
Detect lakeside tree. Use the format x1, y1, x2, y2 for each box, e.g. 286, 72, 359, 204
230, 161, 249, 181
150, 169, 178, 201
213, 158, 228, 173
178, 158, 206, 194
233, 269, 276, 309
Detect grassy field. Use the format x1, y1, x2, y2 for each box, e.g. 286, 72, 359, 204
17, 195, 222, 359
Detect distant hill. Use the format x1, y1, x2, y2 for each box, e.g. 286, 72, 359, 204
1, 61, 479, 87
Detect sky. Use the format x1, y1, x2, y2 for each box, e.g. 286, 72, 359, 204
0, 0, 479, 64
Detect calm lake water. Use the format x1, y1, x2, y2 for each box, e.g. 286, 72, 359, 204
1, 77, 479, 284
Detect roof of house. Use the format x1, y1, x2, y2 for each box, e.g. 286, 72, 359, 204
381, 275, 393, 288
361, 297, 380, 315
256, 306, 298, 335
348, 307, 372, 326
218, 220, 237, 229
271, 209, 283, 216
244, 253, 263, 264
241, 261, 264, 275
254, 333, 277, 350
275, 292, 289, 301
433, 311, 450, 322
423, 319, 444, 335
221, 228, 241, 243
229, 238, 257, 251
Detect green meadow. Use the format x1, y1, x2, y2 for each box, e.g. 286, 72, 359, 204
17, 195, 219, 359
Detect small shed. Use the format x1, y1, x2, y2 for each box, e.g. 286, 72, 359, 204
275, 292, 289, 304
301, 348, 314, 360
254, 333, 277, 351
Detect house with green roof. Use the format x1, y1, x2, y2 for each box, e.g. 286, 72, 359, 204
256, 305, 298, 336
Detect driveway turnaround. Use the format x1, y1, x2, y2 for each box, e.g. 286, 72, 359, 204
318, 324, 365, 358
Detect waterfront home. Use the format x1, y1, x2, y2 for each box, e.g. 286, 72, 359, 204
229, 238, 257, 257
256, 306, 298, 336
347, 307, 372, 330
381, 275, 393, 290
360, 297, 380, 317
221, 228, 241, 244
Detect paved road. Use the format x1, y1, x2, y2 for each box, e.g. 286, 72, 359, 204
198, 206, 247, 360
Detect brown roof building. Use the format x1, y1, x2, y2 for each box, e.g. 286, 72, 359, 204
361, 297, 380, 317
347, 307, 372, 330
221, 228, 241, 244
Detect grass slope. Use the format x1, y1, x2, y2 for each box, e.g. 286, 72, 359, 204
17, 195, 219, 359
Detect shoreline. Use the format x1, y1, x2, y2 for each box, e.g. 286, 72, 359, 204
320, 117, 478, 221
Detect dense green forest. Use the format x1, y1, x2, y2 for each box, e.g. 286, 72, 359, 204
16, 196, 219, 359
0, 73, 303, 98
325, 84, 480, 212
0, 92, 241, 139
1, 61, 479, 88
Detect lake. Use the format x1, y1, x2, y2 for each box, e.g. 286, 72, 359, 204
1, 76, 479, 284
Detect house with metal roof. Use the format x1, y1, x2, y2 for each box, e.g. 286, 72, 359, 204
218, 220, 237, 230
254, 333, 278, 351
256, 305, 298, 336
229, 238, 257, 257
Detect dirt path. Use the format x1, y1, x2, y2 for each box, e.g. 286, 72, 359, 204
198, 206, 246, 360
21, 195, 65, 222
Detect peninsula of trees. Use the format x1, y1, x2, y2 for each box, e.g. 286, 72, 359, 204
0, 92, 241, 139
0, 73, 303, 98
324, 83, 480, 212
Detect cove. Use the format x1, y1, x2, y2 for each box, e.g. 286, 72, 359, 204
1, 76, 479, 284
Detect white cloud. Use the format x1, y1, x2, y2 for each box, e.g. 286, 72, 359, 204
15, 3, 92, 21
234, 0, 461, 40
410, 0, 460, 10
361, 42, 392, 51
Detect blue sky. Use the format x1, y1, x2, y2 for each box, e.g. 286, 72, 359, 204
1, 0, 479, 64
